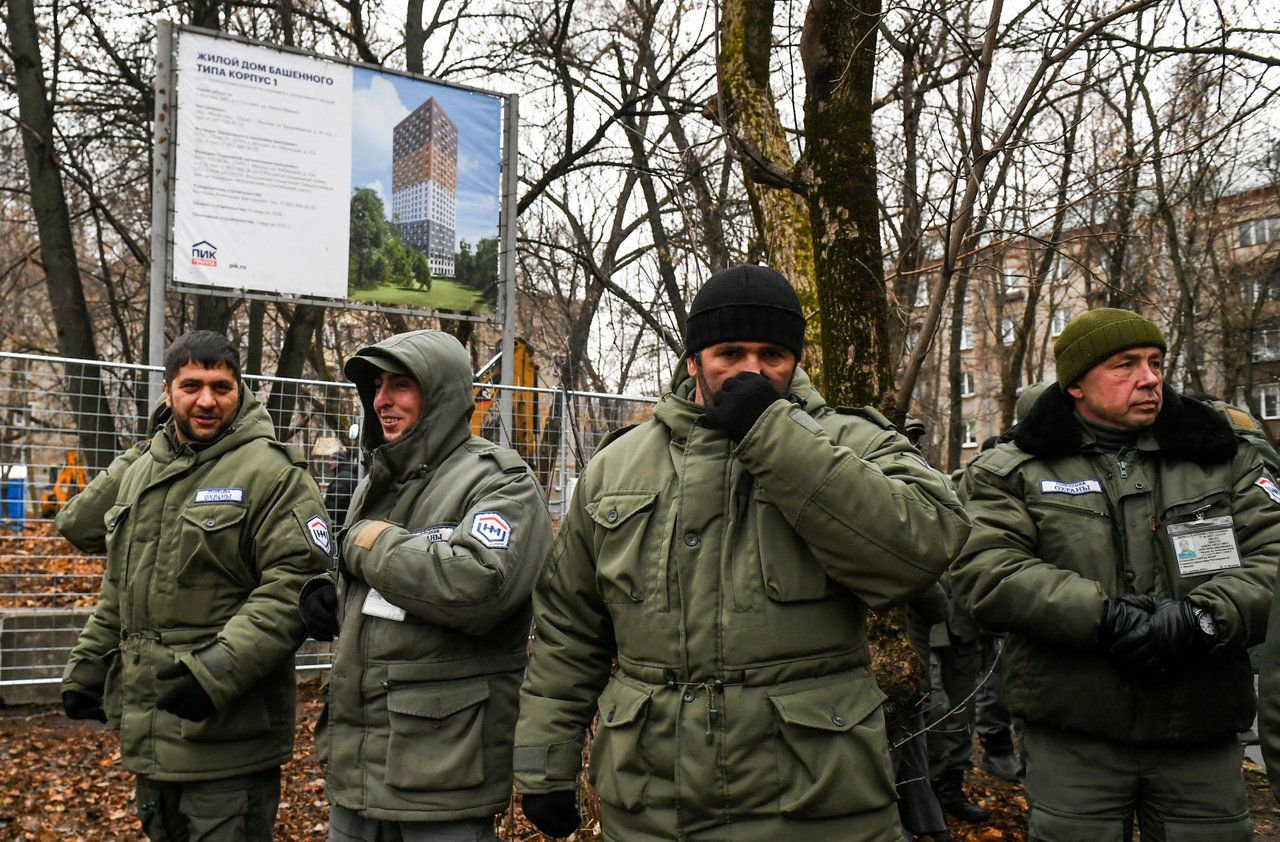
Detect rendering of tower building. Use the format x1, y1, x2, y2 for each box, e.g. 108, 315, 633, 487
391, 98, 458, 278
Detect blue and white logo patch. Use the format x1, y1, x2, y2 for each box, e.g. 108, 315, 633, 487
469, 511, 512, 549
306, 515, 331, 553
1039, 479, 1103, 495
193, 487, 244, 504
1256, 477, 1280, 506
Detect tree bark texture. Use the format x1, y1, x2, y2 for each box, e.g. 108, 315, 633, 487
8, 0, 117, 469
800, 0, 889, 408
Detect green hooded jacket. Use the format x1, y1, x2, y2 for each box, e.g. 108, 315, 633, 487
319, 330, 553, 822
513, 365, 971, 841
62, 389, 332, 781
952, 383, 1280, 745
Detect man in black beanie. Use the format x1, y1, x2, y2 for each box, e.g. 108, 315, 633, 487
514, 264, 971, 841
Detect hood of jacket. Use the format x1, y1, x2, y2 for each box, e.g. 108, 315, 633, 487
150, 386, 275, 466
348, 330, 476, 479
1013, 381, 1237, 464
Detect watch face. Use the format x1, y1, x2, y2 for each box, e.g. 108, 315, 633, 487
1197, 610, 1216, 636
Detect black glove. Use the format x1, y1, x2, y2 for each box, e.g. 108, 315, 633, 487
300, 577, 341, 641
62, 690, 107, 723
521, 791, 581, 838
155, 663, 216, 722
1110, 598, 1210, 680
703, 372, 783, 442
1097, 594, 1157, 647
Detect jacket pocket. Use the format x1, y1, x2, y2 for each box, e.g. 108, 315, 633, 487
314, 682, 331, 766
180, 691, 272, 742
754, 491, 829, 601
104, 504, 129, 583
385, 678, 490, 791
765, 673, 895, 817
176, 504, 250, 588
102, 648, 123, 724
589, 677, 653, 811
587, 491, 660, 603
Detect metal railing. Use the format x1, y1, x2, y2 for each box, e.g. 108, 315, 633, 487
0, 351, 657, 691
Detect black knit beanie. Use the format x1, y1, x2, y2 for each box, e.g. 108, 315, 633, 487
684, 264, 806, 359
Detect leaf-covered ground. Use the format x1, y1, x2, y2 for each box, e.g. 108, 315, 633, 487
1, 678, 1278, 841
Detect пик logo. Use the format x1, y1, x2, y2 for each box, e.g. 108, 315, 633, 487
191, 240, 218, 267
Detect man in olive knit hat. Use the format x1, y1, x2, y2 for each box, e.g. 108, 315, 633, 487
514, 264, 971, 841
952, 307, 1280, 841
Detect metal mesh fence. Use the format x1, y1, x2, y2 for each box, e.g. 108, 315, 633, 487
0, 352, 656, 693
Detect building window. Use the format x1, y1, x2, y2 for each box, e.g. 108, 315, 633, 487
914, 279, 930, 308
1260, 384, 1280, 420
1051, 308, 1071, 336
961, 421, 978, 448
1256, 327, 1280, 362
1000, 317, 1018, 344
1238, 218, 1280, 248
960, 371, 976, 397
960, 324, 974, 351
1001, 269, 1022, 293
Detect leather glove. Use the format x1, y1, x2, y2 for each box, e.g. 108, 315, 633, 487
155, 663, 216, 722
300, 577, 341, 641
1110, 598, 1210, 680
521, 791, 581, 838
62, 690, 107, 723
703, 372, 783, 442
1097, 594, 1157, 647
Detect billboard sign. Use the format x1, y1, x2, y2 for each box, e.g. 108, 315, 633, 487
171, 28, 504, 315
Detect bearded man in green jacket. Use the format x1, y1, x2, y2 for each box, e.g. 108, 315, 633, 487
298, 329, 553, 841
61, 331, 333, 840
513, 264, 972, 841
952, 308, 1280, 842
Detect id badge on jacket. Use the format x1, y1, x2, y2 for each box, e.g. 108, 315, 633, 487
1167, 516, 1242, 576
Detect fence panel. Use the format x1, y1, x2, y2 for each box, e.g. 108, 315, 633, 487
0, 352, 656, 695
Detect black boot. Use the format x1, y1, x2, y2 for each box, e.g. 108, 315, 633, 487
978, 743, 1023, 782
933, 770, 989, 824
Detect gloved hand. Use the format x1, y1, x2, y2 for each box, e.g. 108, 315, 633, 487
521, 791, 581, 838
1097, 594, 1157, 647
62, 690, 106, 723
1110, 598, 1210, 680
155, 663, 216, 722
703, 372, 783, 442
300, 577, 341, 641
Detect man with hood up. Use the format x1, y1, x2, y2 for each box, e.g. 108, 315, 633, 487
512, 264, 971, 841
298, 329, 553, 841
61, 330, 333, 840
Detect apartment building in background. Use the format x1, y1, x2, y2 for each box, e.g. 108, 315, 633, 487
903, 184, 1280, 471
391, 98, 458, 279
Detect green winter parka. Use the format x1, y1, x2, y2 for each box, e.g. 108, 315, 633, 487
513, 365, 972, 841
319, 330, 553, 822
61, 389, 332, 780
951, 383, 1280, 745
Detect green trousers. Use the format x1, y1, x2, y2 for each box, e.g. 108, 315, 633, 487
135, 767, 280, 842
1022, 724, 1252, 842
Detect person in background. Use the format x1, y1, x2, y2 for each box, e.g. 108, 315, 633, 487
953, 308, 1279, 841
298, 329, 553, 842
322, 448, 358, 528
61, 330, 332, 841
512, 264, 971, 841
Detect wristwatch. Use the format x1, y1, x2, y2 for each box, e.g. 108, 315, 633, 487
1191, 606, 1217, 641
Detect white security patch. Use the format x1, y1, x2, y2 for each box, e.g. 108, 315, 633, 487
412, 525, 455, 542
469, 511, 512, 549
306, 515, 332, 553
194, 487, 245, 503
1039, 479, 1103, 495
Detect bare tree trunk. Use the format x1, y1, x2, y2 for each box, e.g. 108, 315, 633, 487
266, 304, 324, 439
800, 0, 889, 408
718, 0, 819, 372
8, 0, 117, 469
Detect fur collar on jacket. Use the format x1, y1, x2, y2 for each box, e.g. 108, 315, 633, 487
1012, 382, 1238, 465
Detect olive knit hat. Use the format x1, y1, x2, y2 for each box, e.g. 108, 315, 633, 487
684, 264, 806, 359
1053, 308, 1167, 386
